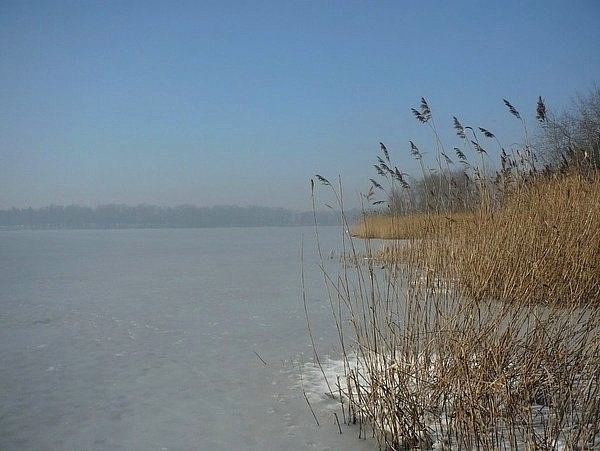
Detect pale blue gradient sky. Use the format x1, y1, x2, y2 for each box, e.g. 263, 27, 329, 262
1, 1, 599, 210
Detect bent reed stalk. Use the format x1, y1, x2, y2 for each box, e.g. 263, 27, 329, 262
309, 96, 600, 450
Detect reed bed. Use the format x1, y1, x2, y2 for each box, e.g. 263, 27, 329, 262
360, 173, 600, 307
443, 173, 600, 307
350, 211, 474, 240
308, 95, 600, 449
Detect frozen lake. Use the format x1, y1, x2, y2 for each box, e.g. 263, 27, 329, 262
0, 227, 374, 450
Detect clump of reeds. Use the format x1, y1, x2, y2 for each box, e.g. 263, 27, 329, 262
308, 95, 600, 449
441, 172, 600, 306
350, 211, 474, 240
357, 96, 600, 307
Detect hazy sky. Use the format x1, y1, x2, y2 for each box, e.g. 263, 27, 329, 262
1, 1, 599, 210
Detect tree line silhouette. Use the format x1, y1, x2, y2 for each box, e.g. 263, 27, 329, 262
0, 204, 346, 229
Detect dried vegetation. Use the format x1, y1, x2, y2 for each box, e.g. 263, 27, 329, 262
308, 92, 600, 449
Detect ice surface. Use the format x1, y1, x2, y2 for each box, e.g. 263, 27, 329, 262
0, 228, 373, 450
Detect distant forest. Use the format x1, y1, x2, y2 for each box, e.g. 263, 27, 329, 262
0, 204, 350, 229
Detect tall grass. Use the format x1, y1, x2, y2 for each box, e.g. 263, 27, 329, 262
443, 173, 600, 306
308, 96, 600, 449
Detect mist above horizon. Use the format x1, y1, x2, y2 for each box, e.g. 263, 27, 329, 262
1, 1, 598, 211
0, 203, 350, 229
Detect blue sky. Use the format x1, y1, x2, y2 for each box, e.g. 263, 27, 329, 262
1, 1, 599, 210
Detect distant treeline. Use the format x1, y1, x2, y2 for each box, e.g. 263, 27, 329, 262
0, 204, 351, 229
